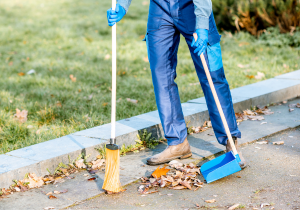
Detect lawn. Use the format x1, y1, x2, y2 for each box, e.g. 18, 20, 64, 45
0, 0, 299, 154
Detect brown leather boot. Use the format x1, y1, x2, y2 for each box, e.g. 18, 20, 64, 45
147, 138, 192, 165
226, 137, 247, 169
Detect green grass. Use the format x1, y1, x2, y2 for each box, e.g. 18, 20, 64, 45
0, 0, 299, 154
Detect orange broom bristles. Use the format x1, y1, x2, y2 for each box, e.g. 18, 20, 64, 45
102, 148, 123, 193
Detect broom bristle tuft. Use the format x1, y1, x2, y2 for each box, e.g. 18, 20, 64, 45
102, 148, 123, 193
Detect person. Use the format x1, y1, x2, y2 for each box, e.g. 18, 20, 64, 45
106, 0, 246, 168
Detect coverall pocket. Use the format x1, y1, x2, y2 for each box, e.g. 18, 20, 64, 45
147, 17, 161, 31
142, 34, 150, 63
207, 42, 223, 72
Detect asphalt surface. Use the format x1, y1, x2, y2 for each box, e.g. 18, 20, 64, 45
69, 127, 300, 210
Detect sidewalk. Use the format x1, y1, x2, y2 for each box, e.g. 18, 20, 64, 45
1, 98, 300, 210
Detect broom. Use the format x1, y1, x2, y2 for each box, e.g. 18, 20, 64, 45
102, 0, 123, 193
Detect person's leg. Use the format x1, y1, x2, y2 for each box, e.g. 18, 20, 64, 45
146, 0, 191, 165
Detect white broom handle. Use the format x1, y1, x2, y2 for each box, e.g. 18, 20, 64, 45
193, 34, 238, 156
111, 0, 117, 139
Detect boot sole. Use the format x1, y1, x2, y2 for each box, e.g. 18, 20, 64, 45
146, 152, 192, 166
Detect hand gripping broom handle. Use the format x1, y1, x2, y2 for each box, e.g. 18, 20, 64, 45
193, 34, 238, 156
110, 0, 117, 144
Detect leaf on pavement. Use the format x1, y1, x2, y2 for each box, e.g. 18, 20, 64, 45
172, 186, 186, 190
46, 192, 52, 196
180, 181, 192, 190
22, 173, 44, 189
75, 159, 86, 169
44, 207, 55, 210
151, 166, 170, 178
256, 140, 268, 144
273, 141, 284, 145
88, 177, 96, 181
91, 159, 105, 169
205, 199, 216, 203
49, 195, 57, 199
228, 204, 240, 210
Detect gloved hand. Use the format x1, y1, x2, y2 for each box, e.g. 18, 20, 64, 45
191, 29, 209, 56
107, 4, 126, 27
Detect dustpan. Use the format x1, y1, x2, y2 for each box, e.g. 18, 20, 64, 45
194, 33, 242, 183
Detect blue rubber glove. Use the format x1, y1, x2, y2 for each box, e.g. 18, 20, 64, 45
191, 29, 209, 56
107, 4, 126, 27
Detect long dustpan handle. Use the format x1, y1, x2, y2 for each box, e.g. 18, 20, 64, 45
193, 34, 238, 156
111, 0, 117, 142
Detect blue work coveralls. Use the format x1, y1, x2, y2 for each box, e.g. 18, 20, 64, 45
142, 0, 241, 146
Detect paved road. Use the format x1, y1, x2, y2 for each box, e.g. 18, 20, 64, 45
69, 127, 300, 210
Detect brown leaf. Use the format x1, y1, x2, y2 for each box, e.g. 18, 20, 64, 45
53, 190, 60, 194
205, 199, 216, 203
18, 72, 25, 76
91, 159, 105, 169
172, 186, 186, 190
69, 74, 76, 82
9, 61, 13, 66
273, 141, 284, 145
22, 173, 44, 188
151, 166, 170, 178
246, 75, 254, 79
75, 159, 86, 169
88, 177, 96, 181
180, 181, 192, 190
228, 204, 240, 210
254, 72, 265, 80
49, 195, 57, 199
56, 101, 62, 108
14, 108, 28, 123
46, 192, 52, 196
143, 57, 149, 62
44, 207, 55, 210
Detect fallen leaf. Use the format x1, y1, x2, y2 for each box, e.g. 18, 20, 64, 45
69, 74, 76, 82
14, 108, 28, 123
75, 159, 86, 169
169, 160, 183, 168
167, 193, 173, 196
149, 178, 156, 183
205, 199, 216, 203
22, 173, 44, 188
44, 207, 55, 210
152, 166, 170, 178
248, 116, 264, 121
9, 61, 13, 66
104, 54, 110, 60
14, 187, 20, 192
143, 57, 149, 62
273, 141, 284, 145
46, 192, 52, 196
180, 181, 192, 190
88, 177, 96, 181
282, 101, 287, 104
91, 159, 105, 169
261, 203, 270, 208
126, 98, 138, 104
87, 94, 93, 101
260, 122, 267, 125
289, 108, 294, 112
255, 72, 265, 80
236, 176, 241, 178
53, 190, 60, 194
49, 195, 57, 199
27, 69, 36, 75
142, 1, 149, 5
256, 140, 268, 144
228, 204, 240, 210
246, 75, 254, 79
56, 101, 62, 108
172, 186, 186, 190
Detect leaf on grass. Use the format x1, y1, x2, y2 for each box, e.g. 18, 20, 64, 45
151, 166, 170, 178
49, 195, 57, 199
69, 74, 76, 82
228, 204, 240, 210
88, 177, 96, 181
75, 159, 86, 169
143, 57, 149, 62
104, 54, 110, 60
205, 199, 216, 203
14, 108, 28, 123
246, 75, 254, 79
27, 69, 36, 75
56, 101, 62, 108
18, 72, 25, 76
273, 141, 284, 145
126, 98, 138, 104
88, 94, 93, 101
254, 72, 265, 80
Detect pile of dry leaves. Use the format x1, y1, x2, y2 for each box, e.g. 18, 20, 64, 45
138, 160, 203, 194
0, 156, 105, 199
235, 106, 274, 122
188, 121, 212, 134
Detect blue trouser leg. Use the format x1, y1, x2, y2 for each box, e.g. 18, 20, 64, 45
146, 0, 187, 146
146, 0, 241, 146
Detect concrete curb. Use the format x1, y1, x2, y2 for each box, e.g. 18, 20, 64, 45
0, 70, 300, 188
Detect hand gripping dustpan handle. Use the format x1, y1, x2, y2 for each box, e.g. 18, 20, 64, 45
193, 33, 238, 156
111, 0, 117, 142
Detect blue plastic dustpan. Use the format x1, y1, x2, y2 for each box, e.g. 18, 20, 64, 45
201, 151, 242, 183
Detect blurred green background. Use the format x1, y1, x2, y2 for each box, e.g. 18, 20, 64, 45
0, 0, 299, 153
